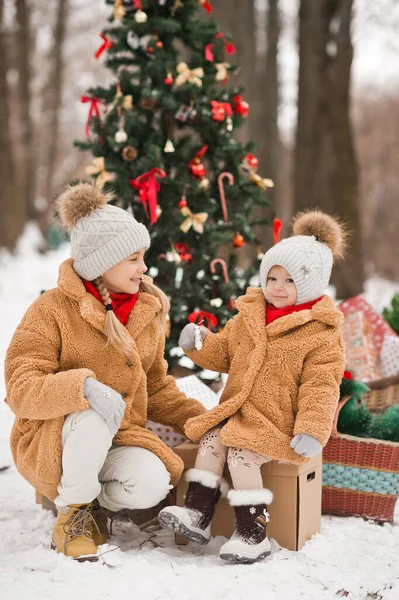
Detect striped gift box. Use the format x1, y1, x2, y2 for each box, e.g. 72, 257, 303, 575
322, 396, 399, 522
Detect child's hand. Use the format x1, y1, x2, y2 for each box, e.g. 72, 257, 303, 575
83, 377, 126, 435
179, 323, 207, 351
290, 433, 322, 458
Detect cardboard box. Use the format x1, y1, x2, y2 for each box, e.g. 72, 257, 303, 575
173, 442, 322, 551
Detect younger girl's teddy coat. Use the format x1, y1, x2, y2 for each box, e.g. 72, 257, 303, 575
184, 288, 345, 464
5, 259, 205, 501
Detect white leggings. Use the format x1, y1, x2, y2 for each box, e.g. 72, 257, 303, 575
55, 408, 171, 513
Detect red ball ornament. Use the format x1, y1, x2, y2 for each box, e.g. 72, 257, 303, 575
233, 233, 245, 248
147, 46, 155, 54
164, 75, 174, 86
245, 153, 258, 170
181, 253, 193, 262
212, 107, 226, 122
155, 41, 163, 48
233, 95, 249, 117
191, 162, 206, 178
178, 197, 187, 208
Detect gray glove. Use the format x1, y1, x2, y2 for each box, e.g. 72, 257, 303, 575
83, 377, 125, 435
179, 323, 207, 351
290, 433, 322, 458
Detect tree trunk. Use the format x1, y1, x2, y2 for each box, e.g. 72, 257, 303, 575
16, 0, 36, 219
41, 0, 68, 230
0, 0, 23, 249
294, 0, 363, 298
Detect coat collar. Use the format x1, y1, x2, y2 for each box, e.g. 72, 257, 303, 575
235, 287, 343, 341
57, 259, 161, 338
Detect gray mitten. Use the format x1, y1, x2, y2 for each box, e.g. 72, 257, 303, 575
290, 433, 322, 458
83, 377, 125, 435
179, 323, 207, 351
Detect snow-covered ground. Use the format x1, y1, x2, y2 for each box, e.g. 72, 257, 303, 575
1, 227, 399, 600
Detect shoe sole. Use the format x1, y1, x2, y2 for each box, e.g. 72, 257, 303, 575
51, 541, 99, 562
219, 550, 271, 564
158, 511, 209, 545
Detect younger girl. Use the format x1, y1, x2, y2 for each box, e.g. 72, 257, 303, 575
159, 211, 346, 564
5, 183, 205, 561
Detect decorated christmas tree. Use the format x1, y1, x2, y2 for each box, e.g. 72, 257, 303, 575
75, 0, 273, 364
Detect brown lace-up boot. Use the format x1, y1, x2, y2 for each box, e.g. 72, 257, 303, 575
91, 499, 109, 545
51, 503, 101, 561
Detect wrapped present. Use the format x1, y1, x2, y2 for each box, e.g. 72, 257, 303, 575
339, 295, 396, 355
379, 335, 399, 378
340, 311, 380, 382
146, 375, 219, 448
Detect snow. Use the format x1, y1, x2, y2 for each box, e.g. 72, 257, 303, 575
1, 225, 398, 600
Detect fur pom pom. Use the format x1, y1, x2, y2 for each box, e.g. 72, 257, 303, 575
56, 183, 113, 230
292, 209, 348, 260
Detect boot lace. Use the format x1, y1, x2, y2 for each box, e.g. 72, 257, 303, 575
63, 503, 101, 554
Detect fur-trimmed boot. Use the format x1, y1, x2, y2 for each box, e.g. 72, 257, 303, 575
158, 468, 228, 544
219, 488, 273, 564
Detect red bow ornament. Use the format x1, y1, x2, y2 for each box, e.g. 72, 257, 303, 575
94, 34, 113, 59
80, 95, 105, 139
129, 168, 166, 226
211, 101, 232, 122
188, 310, 218, 329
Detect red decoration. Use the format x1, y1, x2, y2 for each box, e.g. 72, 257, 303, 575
133, 0, 142, 7
210, 258, 229, 283
211, 101, 232, 122
199, 0, 213, 12
156, 41, 163, 48
164, 76, 174, 85
205, 32, 236, 63
178, 197, 187, 208
245, 153, 258, 170
233, 233, 245, 248
217, 172, 234, 222
343, 370, 353, 380
129, 168, 166, 226
94, 34, 113, 60
273, 218, 283, 245
189, 310, 218, 328
80, 95, 105, 140
189, 146, 208, 178
233, 95, 249, 117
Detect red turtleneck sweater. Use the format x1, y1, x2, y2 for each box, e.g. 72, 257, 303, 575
83, 280, 138, 326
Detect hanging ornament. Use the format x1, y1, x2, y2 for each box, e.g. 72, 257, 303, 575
210, 100, 232, 122
251, 173, 274, 191
215, 62, 230, 82
122, 146, 138, 162
210, 298, 223, 308
171, 0, 184, 17
217, 172, 234, 222
164, 139, 175, 153
210, 258, 230, 283
156, 205, 162, 218
199, 177, 210, 190
107, 90, 133, 114
179, 187, 187, 208
164, 71, 174, 86
239, 153, 274, 191
226, 116, 233, 132
134, 6, 148, 23
233, 94, 249, 117
189, 145, 208, 179
85, 157, 115, 189
180, 206, 209, 234
127, 30, 140, 50
129, 168, 166, 225
114, 0, 125, 20
205, 32, 236, 63
233, 233, 245, 248
188, 310, 218, 329
169, 238, 182, 265
94, 34, 113, 60
114, 116, 128, 143
244, 153, 259, 171
198, 0, 212, 12
175, 243, 193, 263
175, 62, 204, 88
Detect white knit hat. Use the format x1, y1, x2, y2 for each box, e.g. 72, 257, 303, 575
57, 183, 150, 281
259, 211, 347, 305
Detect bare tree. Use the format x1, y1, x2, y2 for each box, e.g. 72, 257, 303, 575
294, 0, 363, 298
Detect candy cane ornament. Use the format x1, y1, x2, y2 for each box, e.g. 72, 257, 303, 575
210, 258, 229, 283
217, 172, 234, 222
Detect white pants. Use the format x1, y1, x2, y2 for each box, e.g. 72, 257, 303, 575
55, 408, 171, 512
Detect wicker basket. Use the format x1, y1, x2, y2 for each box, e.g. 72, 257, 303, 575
322, 395, 399, 522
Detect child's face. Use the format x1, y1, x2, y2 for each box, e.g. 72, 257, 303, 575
265, 265, 297, 308
101, 249, 147, 294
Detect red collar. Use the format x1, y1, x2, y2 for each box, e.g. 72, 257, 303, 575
82, 280, 139, 326
266, 297, 322, 325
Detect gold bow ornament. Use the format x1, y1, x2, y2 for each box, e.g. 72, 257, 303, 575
107, 91, 133, 114
175, 62, 204, 88
180, 206, 208, 234
85, 157, 115, 189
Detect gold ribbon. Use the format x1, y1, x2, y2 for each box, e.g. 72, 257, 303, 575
215, 62, 230, 81
107, 91, 133, 114
180, 207, 208, 234
251, 172, 274, 190
175, 62, 204, 88
85, 157, 115, 189
114, 0, 125, 19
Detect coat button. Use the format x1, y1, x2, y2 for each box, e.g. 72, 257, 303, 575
121, 392, 128, 399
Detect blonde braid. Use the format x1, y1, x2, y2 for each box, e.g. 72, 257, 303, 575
93, 277, 135, 359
